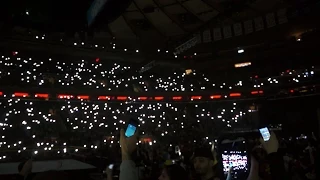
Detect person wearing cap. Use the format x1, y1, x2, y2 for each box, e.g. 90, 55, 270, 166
192, 147, 220, 180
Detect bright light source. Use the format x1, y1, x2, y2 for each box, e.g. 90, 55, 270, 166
238, 49, 244, 53
234, 62, 251, 68
185, 69, 193, 75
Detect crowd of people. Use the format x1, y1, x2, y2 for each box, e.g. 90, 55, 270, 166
0, 50, 319, 180
13, 129, 319, 180
0, 97, 252, 161
0, 51, 318, 93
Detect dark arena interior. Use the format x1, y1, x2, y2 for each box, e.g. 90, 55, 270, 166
0, 0, 320, 180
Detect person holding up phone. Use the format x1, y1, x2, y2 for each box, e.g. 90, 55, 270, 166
104, 164, 114, 180
247, 130, 285, 180
259, 131, 285, 180
119, 127, 139, 180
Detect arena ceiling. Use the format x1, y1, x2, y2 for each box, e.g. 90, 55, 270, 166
0, 0, 300, 45
0, 0, 319, 67
106, 0, 286, 42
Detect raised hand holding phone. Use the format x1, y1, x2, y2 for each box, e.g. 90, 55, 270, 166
120, 127, 138, 160
259, 131, 279, 154
105, 164, 113, 180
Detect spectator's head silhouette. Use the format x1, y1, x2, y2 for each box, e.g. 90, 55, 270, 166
192, 147, 216, 179
32, 171, 69, 180
158, 164, 187, 180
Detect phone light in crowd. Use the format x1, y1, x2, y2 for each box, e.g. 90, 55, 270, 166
238, 49, 244, 54
235, 62, 251, 68
35, 93, 49, 98
210, 95, 222, 99
14, 92, 29, 97
98, 96, 111, 100
185, 69, 193, 75
77, 95, 89, 100
154, 96, 164, 100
